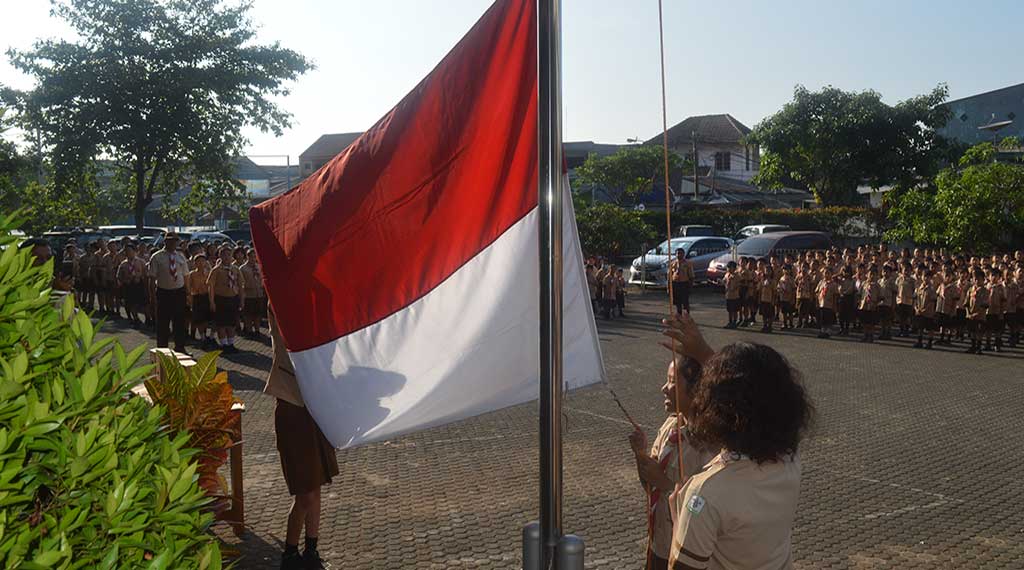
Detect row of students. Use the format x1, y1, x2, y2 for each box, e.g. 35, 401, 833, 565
630, 314, 814, 570
719, 249, 1022, 353
586, 260, 627, 319
57, 236, 266, 352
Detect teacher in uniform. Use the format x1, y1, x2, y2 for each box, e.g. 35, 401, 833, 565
148, 232, 190, 354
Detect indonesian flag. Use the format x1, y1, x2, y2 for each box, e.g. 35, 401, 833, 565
249, 0, 604, 449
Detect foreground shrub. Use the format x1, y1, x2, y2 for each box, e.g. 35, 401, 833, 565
0, 213, 223, 569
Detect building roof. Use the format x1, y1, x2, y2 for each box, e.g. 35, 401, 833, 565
943, 82, 1024, 106
299, 132, 364, 160
233, 156, 270, 181
645, 114, 752, 146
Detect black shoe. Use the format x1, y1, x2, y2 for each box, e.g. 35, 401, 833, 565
281, 550, 304, 570
913, 341, 923, 349
302, 548, 327, 570
817, 332, 830, 339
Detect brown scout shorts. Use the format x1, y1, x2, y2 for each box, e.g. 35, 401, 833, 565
275, 398, 340, 496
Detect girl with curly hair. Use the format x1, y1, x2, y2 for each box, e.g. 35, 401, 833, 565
661, 314, 815, 570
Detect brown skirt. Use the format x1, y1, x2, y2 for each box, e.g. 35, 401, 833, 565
275, 398, 340, 496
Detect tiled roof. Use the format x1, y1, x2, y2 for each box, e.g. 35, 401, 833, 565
299, 132, 364, 160
645, 114, 752, 146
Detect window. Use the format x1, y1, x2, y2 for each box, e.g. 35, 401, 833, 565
304, 162, 313, 173
715, 152, 731, 171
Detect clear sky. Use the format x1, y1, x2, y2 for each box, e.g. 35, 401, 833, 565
2, 0, 1023, 165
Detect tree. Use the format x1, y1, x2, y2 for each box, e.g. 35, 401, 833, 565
7, 0, 313, 230
885, 139, 1024, 252
573, 145, 686, 206
749, 84, 952, 205
574, 198, 658, 259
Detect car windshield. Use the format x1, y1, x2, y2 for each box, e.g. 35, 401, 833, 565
735, 235, 774, 256
653, 238, 693, 255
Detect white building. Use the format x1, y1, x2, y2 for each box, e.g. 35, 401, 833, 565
645, 113, 759, 182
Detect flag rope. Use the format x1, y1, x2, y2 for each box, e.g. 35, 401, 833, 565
658, 0, 687, 567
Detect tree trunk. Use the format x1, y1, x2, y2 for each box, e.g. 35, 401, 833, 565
134, 161, 147, 231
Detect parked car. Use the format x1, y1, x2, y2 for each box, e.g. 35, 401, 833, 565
706, 231, 832, 283
628, 236, 733, 286
154, 231, 236, 248
221, 227, 252, 244
99, 225, 166, 239
733, 224, 790, 243
675, 224, 716, 237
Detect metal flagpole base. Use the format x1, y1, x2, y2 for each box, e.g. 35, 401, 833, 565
556, 534, 585, 570
522, 521, 541, 570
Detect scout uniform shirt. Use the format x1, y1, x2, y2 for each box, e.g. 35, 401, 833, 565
670, 451, 801, 570
777, 275, 796, 306
1004, 279, 1019, 317
648, 417, 714, 561
78, 252, 95, 284
723, 271, 741, 301
817, 278, 838, 310
795, 273, 813, 301
209, 261, 245, 298
896, 274, 915, 307
670, 259, 695, 283
936, 280, 959, 316
148, 249, 189, 290
859, 280, 880, 311
987, 283, 1005, 317
915, 281, 937, 318
601, 272, 618, 301
240, 260, 264, 299
967, 284, 989, 321
879, 276, 897, 309
117, 256, 145, 286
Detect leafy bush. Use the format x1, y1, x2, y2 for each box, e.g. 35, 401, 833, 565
0, 212, 223, 569
574, 199, 659, 259
146, 352, 239, 500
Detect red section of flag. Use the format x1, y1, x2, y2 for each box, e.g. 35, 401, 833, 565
249, 0, 538, 351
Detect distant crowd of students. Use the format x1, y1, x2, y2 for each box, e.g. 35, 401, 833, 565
31, 234, 266, 354
718, 246, 1023, 353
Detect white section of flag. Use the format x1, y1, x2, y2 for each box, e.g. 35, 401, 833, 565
289, 184, 605, 449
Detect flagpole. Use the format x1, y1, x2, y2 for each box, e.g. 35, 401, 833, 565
534, 0, 585, 568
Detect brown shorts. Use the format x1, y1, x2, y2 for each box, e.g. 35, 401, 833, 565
275, 399, 340, 496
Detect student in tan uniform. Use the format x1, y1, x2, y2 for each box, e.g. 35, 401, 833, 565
187, 253, 214, 349
600, 266, 619, 320
816, 269, 839, 339
858, 265, 881, 343
1006, 267, 1020, 348
837, 266, 856, 336
266, 308, 337, 570
240, 249, 267, 337
615, 268, 627, 317
757, 264, 776, 333
77, 242, 98, 311
669, 249, 695, 315
116, 242, 147, 327
965, 268, 989, 354
722, 262, 741, 329
207, 245, 246, 354
877, 264, 898, 340
935, 266, 959, 345
794, 265, 814, 329
913, 270, 938, 349
776, 266, 796, 330
660, 314, 814, 570
985, 269, 1005, 352
894, 262, 916, 337
629, 356, 716, 570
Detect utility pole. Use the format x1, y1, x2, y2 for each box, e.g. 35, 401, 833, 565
691, 131, 699, 200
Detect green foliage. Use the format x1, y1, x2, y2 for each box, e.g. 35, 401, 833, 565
639, 206, 888, 242
885, 141, 1024, 252
7, 0, 313, 229
574, 199, 658, 258
749, 84, 952, 205
0, 212, 223, 568
573, 145, 686, 206
146, 352, 239, 499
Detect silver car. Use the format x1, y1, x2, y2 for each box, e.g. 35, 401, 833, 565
628, 236, 733, 286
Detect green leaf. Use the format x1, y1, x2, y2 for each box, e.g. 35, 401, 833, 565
80, 367, 98, 402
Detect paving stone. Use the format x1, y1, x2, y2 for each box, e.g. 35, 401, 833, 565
99, 287, 1024, 569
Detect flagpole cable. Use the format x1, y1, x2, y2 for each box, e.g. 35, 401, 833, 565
657, 0, 689, 566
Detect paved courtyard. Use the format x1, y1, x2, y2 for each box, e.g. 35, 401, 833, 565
103, 287, 1024, 569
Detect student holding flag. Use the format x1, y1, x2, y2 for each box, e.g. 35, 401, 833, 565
660, 313, 814, 570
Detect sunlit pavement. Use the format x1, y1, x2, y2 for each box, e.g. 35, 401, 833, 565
103, 286, 1024, 569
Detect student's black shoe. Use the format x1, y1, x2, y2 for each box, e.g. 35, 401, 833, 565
302, 548, 327, 570
817, 332, 830, 339
280, 549, 304, 570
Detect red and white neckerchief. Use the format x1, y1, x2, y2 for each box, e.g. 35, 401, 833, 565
168, 253, 178, 280
227, 267, 238, 293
